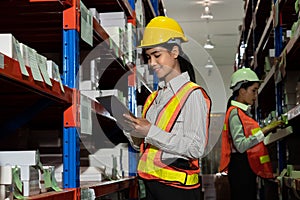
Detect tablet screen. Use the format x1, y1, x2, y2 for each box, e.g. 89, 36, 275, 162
96, 95, 136, 131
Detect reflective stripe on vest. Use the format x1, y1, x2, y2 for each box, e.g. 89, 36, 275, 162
219, 106, 273, 178
138, 82, 211, 187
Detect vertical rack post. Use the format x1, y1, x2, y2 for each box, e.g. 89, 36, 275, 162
150, 0, 159, 16
128, 0, 135, 10
127, 2, 139, 178
62, 0, 81, 189
273, 0, 286, 172
128, 65, 138, 177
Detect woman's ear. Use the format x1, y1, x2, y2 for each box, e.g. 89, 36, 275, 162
239, 88, 247, 97
171, 45, 179, 58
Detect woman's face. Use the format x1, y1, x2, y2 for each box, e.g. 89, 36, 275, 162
145, 46, 181, 83
239, 82, 259, 105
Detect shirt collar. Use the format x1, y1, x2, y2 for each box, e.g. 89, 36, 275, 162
158, 72, 190, 92
231, 100, 251, 112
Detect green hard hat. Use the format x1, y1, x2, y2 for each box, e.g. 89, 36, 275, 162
230, 68, 261, 91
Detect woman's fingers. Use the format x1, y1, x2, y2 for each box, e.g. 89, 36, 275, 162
123, 114, 150, 137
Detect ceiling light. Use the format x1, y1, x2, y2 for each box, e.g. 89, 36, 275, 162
201, 5, 213, 19
204, 58, 214, 68
204, 35, 215, 49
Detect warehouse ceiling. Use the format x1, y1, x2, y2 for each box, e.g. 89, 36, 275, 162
164, 0, 244, 68
163, 0, 244, 108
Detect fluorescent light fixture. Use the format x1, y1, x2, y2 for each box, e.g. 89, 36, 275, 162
201, 5, 213, 19
204, 58, 214, 68
204, 35, 215, 49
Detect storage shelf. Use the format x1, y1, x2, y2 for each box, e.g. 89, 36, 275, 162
29, 0, 73, 8
0, 0, 157, 198
0, 53, 72, 104
254, 13, 273, 70
23, 177, 137, 199
26, 190, 76, 200
239, 0, 300, 198
82, 177, 137, 198
258, 64, 275, 95
83, 0, 134, 19
283, 176, 300, 192
0, 53, 73, 132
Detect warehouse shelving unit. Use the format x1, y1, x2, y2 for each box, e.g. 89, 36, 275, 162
237, 0, 300, 199
0, 0, 164, 199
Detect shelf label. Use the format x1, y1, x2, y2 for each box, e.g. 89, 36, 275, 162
14, 40, 29, 76
27, 47, 44, 82
37, 54, 52, 86
0, 54, 3, 69
52, 63, 65, 93
80, 94, 92, 135
80, 1, 93, 46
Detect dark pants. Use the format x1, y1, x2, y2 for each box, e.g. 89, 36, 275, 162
143, 180, 201, 200
228, 153, 257, 200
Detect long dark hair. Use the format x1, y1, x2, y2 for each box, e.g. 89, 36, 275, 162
226, 81, 257, 110
142, 43, 196, 83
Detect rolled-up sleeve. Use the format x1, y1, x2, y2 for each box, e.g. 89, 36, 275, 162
144, 90, 208, 159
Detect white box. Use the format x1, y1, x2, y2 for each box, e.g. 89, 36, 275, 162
54, 165, 63, 183
99, 12, 126, 20
89, 143, 129, 177
101, 19, 127, 30
0, 151, 38, 166
102, 26, 123, 48
99, 89, 121, 97
0, 33, 18, 59
80, 167, 103, 182
0, 166, 12, 184
79, 59, 99, 90
269, 49, 275, 57
286, 30, 292, 38
81, 90, 100, 101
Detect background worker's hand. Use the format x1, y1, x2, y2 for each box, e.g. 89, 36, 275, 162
262, 120, 285, 135
123, 114, 151, 138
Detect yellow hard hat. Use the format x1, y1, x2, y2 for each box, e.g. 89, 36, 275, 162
230, 68, 262, 91
139, 16, 188, 48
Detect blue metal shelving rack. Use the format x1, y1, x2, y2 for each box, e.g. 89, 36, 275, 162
62, 0, 80, 189
273, 0, 286, 173
59, 0, 161, 193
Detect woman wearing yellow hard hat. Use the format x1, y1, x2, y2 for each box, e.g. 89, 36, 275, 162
219, 67, 283, 200
123, 16, 211, 200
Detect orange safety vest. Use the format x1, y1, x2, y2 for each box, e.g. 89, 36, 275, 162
137, 81, 211, 189
219, 106, 273, 179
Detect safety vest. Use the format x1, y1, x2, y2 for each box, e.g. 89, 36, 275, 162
219, 106, 273, 179
137, 81, 211, 189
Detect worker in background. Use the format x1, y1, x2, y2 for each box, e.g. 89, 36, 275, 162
123, 16, 211, 200
219, 68, 283, 200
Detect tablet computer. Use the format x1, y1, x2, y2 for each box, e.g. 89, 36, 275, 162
96, 95, 136, 131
